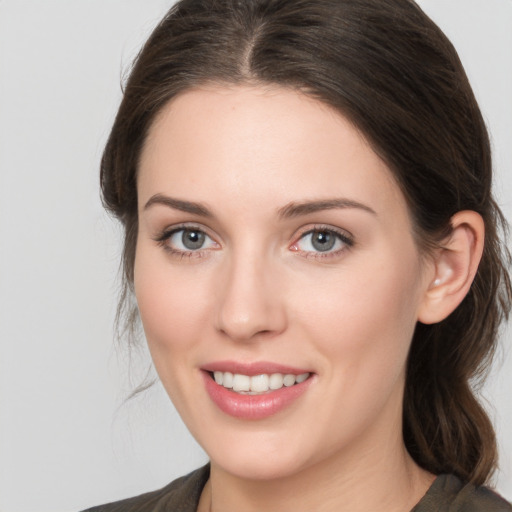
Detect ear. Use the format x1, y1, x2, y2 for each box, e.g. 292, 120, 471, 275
418, 211, 485, 325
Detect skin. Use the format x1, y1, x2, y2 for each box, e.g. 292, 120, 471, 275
134, 85, 467, 511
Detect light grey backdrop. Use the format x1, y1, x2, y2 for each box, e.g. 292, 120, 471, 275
0, 1, 510, 511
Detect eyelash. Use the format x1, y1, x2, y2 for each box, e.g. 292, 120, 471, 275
153, 224, 354, 260
154, 224, 219, 259
290, 225, 354, 260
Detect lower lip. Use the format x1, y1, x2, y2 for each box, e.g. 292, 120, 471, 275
202, 371, 313, 420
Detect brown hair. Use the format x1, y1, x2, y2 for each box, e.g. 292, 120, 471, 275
101, 0, 511, 485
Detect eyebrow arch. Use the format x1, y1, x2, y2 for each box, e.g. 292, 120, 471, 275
144, 194, 213, 217
278, 198, 376, 218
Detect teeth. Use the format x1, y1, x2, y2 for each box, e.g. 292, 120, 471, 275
232, 374, 250, 392
269, 373, 283, 390
296, 373, 309, 383
223, 372, 233, 388
212, 371, 310, 393
283, 374, 296, 387
251, 374, 270, 393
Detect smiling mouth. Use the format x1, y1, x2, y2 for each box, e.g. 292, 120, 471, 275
209, 371, 311, 394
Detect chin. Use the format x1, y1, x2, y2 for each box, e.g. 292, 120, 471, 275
213, 451, 308, 481
201, 428, 318, 481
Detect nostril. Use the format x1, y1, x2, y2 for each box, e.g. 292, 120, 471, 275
214, 270, 288, 341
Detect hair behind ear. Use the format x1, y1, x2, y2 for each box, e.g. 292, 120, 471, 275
404, 322, 498, 483
404, 206, 511, 485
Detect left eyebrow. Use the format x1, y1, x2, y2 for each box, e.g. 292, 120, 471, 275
278, 198, 377, 219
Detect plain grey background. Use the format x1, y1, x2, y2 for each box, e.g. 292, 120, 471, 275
0, 1, 510, 511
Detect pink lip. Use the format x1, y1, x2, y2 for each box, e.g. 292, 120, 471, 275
201, 362, 314, 420
202, 360, 311, 376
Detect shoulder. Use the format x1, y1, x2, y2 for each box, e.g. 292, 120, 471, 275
81, 464, 210, 512
413, 474, 512, 512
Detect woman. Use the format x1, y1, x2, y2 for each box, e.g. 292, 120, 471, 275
85, 0, 512, 510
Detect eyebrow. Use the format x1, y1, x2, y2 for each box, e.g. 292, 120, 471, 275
278, 198, 376, 218
144, 194, 376, 219
144, 194, 213, 217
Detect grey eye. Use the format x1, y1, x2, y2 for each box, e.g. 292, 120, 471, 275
162, 227, 218, 255
181, 229, 206, 250
164, 228, 217, 252
310, 231, 336, 252
294, 228, 351, 255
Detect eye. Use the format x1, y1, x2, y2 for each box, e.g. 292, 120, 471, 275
157, 226, 219, 254
291, 228, 353, 255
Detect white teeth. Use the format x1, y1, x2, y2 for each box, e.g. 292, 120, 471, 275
212, 371, 310, 393
251, 374, 270, 393
269, 373, 284, 390
223, 372, 234, 388
283, 374, 296, 387
296, 373, 309, 383
232, 374, 250, 392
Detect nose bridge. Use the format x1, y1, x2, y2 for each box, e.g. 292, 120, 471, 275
215, 241, 286, 341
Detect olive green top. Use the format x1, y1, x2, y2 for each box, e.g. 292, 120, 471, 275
83, 464, 511, 512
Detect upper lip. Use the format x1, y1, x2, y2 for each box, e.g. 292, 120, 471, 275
201, 360, 312, 376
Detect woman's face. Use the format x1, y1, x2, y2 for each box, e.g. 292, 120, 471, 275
135, 85, 433, 480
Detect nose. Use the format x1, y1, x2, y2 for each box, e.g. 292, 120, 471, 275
214, 250, 287, 342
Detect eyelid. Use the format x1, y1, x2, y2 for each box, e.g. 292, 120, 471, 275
153, 223, 220, 257
152, 222, 353, 260
289, 224, 354, 256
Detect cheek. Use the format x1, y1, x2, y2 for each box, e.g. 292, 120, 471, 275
133, 246, 210, 356
133, 247, 217, 419
295, 251, 424, 387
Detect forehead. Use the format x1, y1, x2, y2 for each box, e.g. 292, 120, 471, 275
138, 85, 408, 223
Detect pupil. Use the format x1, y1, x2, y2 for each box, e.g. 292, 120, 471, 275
312, 231, 335, 252
182, 229, 205, 250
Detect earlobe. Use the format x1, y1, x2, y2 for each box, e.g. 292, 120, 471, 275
418, 211, 485, 325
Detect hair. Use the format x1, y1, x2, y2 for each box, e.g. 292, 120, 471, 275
101, 0, 511, 486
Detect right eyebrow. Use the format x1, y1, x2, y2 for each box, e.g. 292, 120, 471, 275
143, 194, 213, 217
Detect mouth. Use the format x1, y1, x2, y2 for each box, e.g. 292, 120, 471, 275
201, 363, 315, 420
208, 371, 310, 394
